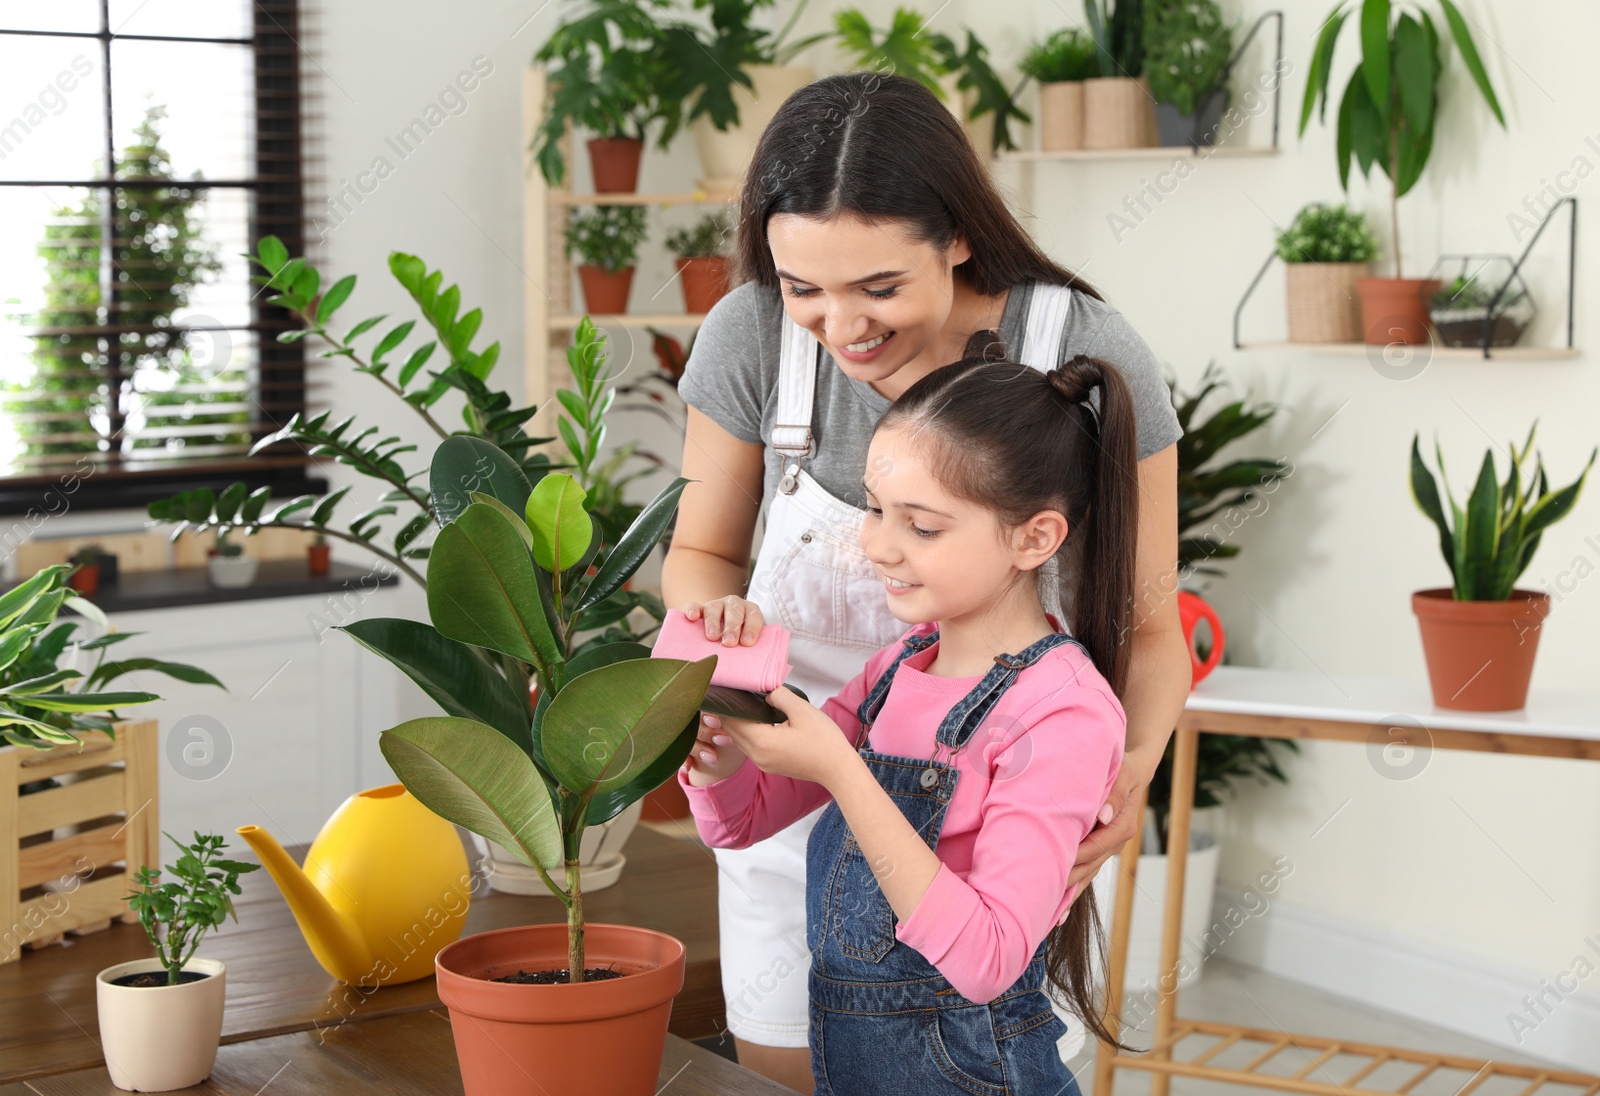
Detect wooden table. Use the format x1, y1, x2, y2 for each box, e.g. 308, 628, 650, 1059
1, 827, 729, 1086
0, 1009, 788, 1095
1094, 666, 1600, 1096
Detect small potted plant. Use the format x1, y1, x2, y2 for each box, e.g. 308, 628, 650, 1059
1083, 0, 1157, 148
1020, 28, 1100, 151
1426, 256, 1535, 349
533, 0, 672, 192
1144, 0, 1234, 147
307, 530, 331, 576
1410, 425, 1595, 711
566, 204, 649, 315
207, 529, 258, 589
68, 543, 103, 596
96, 832, 259, 1092
1276, 203, 1379, 344
666, 210, 732, 315
1300, 0, 1507, 345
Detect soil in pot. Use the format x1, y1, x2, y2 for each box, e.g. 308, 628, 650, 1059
110, 970, 211, 989
493, 967, 625, 985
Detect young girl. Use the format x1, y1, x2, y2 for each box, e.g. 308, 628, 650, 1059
679, 349, 1144, 1095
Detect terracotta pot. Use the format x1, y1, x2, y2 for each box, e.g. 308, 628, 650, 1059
639, 775, 691, 822
68, 562, 100, 597
586, 137, 643, 194
436, 923, 685, 1096
1285, 262, 1366, 344
1038, 81, 1085, 151
1357, 277, 1441, 346
578, 266, 634, 315
1411, 588, 1551, 711
307, 543, 331, 576
1083, 76, 1157, 150
675, 256, 728, 315
692, 64, 814, 192
97, 958, 226, 1091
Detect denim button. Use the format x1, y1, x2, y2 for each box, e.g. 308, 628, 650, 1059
800, 532, 813, 543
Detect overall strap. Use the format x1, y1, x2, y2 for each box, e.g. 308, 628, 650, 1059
771, 313, 819, 493
1018, 282, 1074, 372
938, 631, 1087, 751
854, 630, 939, 734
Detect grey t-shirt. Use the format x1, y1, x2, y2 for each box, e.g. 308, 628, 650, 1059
678, 280, 1184, 514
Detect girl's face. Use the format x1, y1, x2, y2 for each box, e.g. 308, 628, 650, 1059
765, 213, 970, 386
859, 424, 1066, 629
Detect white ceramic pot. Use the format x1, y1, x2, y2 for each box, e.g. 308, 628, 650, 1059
473, 800, 643, 896
207, 554, 258, 588
1091, 830, 1222, 991
96, 957, 226, 1092
692, 63, 815, 192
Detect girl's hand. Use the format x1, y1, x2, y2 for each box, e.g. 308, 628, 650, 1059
682, 713, 747, 788
716, 686, 857, 788
681, 596, 765, 647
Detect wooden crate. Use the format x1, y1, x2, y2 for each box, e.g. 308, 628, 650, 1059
0, 720, 160, 963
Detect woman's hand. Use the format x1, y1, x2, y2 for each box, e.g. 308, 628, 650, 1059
1067, 746, 1156, 889
681, 596, 765, 647
682, 712, 748, 787
716, 686, 857, 788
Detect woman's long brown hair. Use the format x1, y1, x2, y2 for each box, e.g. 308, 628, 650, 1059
878, 348, 1142, 1051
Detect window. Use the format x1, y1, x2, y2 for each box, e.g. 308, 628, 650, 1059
0, 0, 322, 514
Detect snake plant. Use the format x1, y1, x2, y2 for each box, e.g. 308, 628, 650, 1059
1410, 425, 1596, 601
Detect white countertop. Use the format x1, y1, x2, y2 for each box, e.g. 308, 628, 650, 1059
1185, 665, 1600, 742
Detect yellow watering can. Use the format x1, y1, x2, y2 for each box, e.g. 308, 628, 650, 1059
237, 784, 472, 986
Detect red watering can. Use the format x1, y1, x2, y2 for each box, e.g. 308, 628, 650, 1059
1178, 591, 1225, 686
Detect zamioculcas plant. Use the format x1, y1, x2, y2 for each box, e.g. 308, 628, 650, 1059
1410, 425, 1596, 601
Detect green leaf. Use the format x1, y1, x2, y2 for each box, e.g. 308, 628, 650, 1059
346, 314, 385, 340
256, 235, 289, 274
449, 308, 482, 357
5, 668, 83, 695
541, 656, 714, 803
1392, 14, 1435, 141
340, 618, 532, 750
1409, 435, 1455, 583
430, 435, 532, 526
524, 474, 592, 573
380, 718, 562, 873
372, 320, 415, 364
586, 710, 698, 825
23, 690, 159, 713
398, 342, 437, 388
470, 492, 534, 550
1437, 0, 1505, 126
427, 502, 561, 675
241, 486, 272, 524
0, 567, 62, 631
317, 274, 356, 324
310, 485, 351, 527
86, 658, 224, 691
213, 482, 248, 524
577, 478, 688, 614
1301, 6, 1349, 133
1359, 0, 1391, 113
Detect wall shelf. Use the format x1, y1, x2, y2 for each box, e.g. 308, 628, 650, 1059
549, 313, 706, 331
1000, 146, 1279, 163
1237, 341, 1581, 361
550, 190, 734, 207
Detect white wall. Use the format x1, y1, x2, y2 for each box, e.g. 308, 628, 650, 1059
216, 0, 1600, 1064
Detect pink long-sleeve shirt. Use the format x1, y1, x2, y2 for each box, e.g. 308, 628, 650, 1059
680, 622, 1126, 1003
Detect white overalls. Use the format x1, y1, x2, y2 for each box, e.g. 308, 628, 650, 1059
714, 282, 1099, 1060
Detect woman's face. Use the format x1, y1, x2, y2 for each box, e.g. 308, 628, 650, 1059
765, 213, 970, 385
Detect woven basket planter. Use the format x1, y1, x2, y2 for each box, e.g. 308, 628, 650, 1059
1285, 262, 1366, 344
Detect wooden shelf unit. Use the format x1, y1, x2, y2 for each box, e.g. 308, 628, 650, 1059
523, 66, 732, 412
1237, 341, 1581, 361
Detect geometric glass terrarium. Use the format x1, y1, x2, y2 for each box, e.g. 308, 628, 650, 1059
1426, 255, 1536, 349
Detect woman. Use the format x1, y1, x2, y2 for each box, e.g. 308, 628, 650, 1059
662, 72, 1192, 1093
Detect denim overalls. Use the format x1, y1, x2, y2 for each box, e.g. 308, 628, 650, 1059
806, 628, 1087, 1096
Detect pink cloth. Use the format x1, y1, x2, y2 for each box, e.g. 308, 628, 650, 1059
652, 608, 794, 693
679, 621, 1125, 1004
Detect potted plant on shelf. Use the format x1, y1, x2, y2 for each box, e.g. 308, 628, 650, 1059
1084, 0, 1156, 149
566, 204, 649, 315
1020, 28, 1100, 151
1409, 426, 1594, 711
68, 543, 102, 596
307, 530, 330, 576
1426, 256, 1535, 349
657, 0, 825, 192
1276, 203, 1379, 344
832, 8, 1030, 159
1299, 0, 1507, 345
97, 832, 258, 1092
206, 529, 257, 589
1144, 0, 1234, 147
533, 0, 672, 192
666, 209, 732, 315
338, 319, 777, 1096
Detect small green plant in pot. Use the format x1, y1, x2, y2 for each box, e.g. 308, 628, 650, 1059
566, 204, 648, 315
1409, 425, 1595, 711
342, 320, 771, 1096
1083, 0, 1156, 149
666, 209, 732, 315
206, 528, 257, 589
1144, 0, 1234, 148
68, 543, 103, 596
1021, 28, 1099, 151
1426, 256, 1535, 349
1276, 203, 1379, 344
1299, 0, 1507, 345
96, 832, 258, 1092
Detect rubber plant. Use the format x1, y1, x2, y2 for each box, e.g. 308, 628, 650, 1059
342, 319, 776, 980
1298, 0, 1506, 277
